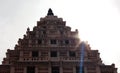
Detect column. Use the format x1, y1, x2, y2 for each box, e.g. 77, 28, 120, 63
30, 51, 32, 57
73, 66, 76, 73
48, 51, 50, 60
39, 51, 41, 61
96, 66, 101, 73
19, 51, 23, 61
35, 66, 38, 73
58, 51, 60, 61
39, 51, 41, 57
49, 63, 51, 73
24, 67, 26, 73
10, 66, 15, 73
84, 67, 87, 73
67, 51, 69, 57
67, 51, 69, 60
60, 66, 63, 73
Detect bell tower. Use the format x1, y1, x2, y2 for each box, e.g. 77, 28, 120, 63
0, 9, 117, 73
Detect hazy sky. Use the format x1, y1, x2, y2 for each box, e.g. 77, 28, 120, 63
0, 0, 120, 72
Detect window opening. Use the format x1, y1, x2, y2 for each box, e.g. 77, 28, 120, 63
43, 26, 46, 29
51, 51, 57, 57
38, 39, 42, 44
76, 66, 84, 73
27, 66, 35, 73
60, 31, 64, 35
32, 51, 39, 57
41, 31, 46, 35
51, 40, 57, 44
52, 66, 59, 73
69, 51, 76, 57
65, 40, 69, 44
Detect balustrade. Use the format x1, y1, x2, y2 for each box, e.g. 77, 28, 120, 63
19, 57, 80, 62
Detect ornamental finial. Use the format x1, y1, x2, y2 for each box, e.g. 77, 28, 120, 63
47, 8, 54, 16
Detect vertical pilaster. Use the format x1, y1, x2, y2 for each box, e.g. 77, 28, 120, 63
48, 51, 50, 60
67, 51, 69, 57
73, 66, 76, 73
19, 51, 23, 61
39, 51, 41, 57
10, 66, 15, 73
35, 66, 38, 73
84, 67, 87, 73
30, 51, 32, 57
60, 66, 63, 73
58, 51, 60, 57
24, 67, 26, 73
58, 51, 60, 61
49, 63, 51, 73
96, 66, 100, 73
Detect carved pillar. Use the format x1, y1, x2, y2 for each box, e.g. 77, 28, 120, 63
48, 51, 50, 61
49, 63, 51, 73
84, 67, 87, 73
35, 66, 38, 73
60, 62, 63, 73
19, 51, 23, 61
39, 51, 41, 57
24, 67, 26, 73
10, 66, 15, 73
73, 66, 76, 73
67, 51, 69, 58
58, 51, 60, 61
96, 66, 100, 73
30, 51, 32, 57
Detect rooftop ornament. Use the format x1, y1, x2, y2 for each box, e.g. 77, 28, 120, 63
47, 8, 54, 16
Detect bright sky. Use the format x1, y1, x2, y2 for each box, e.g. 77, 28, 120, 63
0, 0, 120, 72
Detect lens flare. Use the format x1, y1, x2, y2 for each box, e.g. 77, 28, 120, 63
80, 42, 85, 73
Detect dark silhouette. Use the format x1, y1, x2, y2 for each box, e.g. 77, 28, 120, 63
47, 8, 54, 15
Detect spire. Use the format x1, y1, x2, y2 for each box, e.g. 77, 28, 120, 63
47, 8, 54, 16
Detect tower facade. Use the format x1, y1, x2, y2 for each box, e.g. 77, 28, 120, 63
0, 9, 117, 73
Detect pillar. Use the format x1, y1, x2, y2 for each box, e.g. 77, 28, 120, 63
10, 66, 15, 73
73, 66, 76, 73
84, 67, 87, 73
35, 66, 38, 73
49, 63, 51, 73
96, 66, 101, 73
24, 67, 26, 73
60, 66, 63, 73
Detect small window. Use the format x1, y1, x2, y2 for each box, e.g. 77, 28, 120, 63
52, 66, 59, 73
38, 39, 42, 44
69, 51, 76, 57
41, 31, 46, 35
50, 40, 57, 44
27, 66, 35, 73
60, 31, 64, 35
76, 66, 84, 73
42, 26, 46, 29
51, 51, 57, 57
32, 51, 39, 57
65, 40, 69, 44
43, 31, 46, 34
